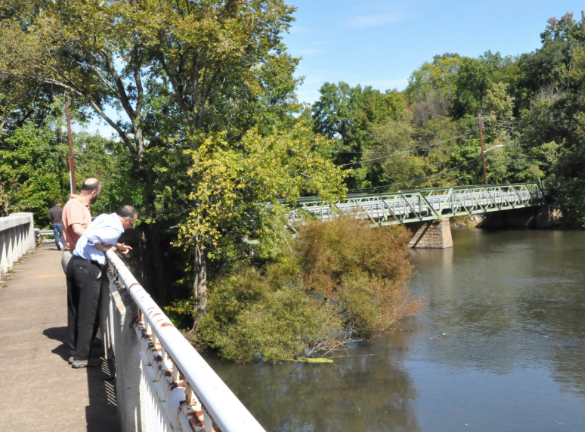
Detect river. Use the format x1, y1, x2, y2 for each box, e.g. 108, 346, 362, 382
207, 229, 585, 431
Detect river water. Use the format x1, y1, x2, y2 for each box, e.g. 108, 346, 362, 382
207, 229, 585, 431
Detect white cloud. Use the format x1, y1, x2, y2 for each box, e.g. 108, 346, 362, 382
349, 11, 412, 29
346, 1, 419, 29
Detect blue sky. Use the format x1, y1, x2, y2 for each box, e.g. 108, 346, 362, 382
284, 0, 585, 103
82, 0, 584, 135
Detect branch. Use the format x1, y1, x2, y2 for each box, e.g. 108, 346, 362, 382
100, 50, 136, 120
158, 53, 195, 131
87, 98, 138, 160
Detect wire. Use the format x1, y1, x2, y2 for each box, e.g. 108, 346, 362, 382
346, 151, 550, 194
336, 131, 478, 167
348, 154, 484, 193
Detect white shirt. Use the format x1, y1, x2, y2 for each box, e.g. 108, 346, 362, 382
73, 213, 124, 265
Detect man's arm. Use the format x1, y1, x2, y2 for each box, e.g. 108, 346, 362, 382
86, 225, 132, 254
70, 223, 86, 237
48, 209, 53, 222
94, 243, 117, 253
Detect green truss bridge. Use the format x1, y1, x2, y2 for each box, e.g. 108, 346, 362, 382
292, 183, 545, 226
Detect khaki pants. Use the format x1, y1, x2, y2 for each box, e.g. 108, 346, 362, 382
61, 249, 73, 274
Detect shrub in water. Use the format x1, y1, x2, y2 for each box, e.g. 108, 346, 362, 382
197, 214, 426, 362
296, 214, 426, 337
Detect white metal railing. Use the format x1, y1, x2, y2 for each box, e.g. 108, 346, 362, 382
0, 213, 36, 276
102, 249, 266, 432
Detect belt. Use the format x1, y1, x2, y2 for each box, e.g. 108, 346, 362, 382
71, 255, 102, 267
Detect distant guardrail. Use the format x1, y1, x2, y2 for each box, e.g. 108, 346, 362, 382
102, 250, 266, 432
1, 213, 36, 276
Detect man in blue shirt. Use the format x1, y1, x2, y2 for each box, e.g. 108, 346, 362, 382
66, 205, 137, 368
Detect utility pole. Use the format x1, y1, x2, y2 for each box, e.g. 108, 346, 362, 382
65, 92, 76, 194
478, 113, 487, 184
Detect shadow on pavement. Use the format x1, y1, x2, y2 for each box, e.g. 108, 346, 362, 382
43, 326, 120, 432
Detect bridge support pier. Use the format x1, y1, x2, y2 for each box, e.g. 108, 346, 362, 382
408, 219, 453, 249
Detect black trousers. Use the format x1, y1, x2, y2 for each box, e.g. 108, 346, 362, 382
66, 257, 102, 361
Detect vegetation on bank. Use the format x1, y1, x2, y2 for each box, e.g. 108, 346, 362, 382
2, 3, 585, 361
170, 215, 423, 363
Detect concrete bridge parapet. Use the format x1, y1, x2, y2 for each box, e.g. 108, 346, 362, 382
0, 213, 36, 276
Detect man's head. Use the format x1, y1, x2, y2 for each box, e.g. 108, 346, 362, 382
116, 205, 137, 230
79, 178, 101, 204
56, 200, 62, 207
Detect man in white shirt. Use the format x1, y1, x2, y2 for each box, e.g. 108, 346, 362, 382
66, 205, 137, 368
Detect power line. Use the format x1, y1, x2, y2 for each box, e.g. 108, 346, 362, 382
348, 154, 484, 193
336, 131, 478, 167
346, 151, 550, 194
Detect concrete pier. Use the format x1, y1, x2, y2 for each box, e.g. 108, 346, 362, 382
408, 218, 453, 249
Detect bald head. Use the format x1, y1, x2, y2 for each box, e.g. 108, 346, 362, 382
79, 178, 101, 204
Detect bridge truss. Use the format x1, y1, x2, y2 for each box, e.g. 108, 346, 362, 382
291, 183, 545, 226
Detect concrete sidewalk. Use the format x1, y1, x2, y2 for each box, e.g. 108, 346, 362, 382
0, 246, 119, 432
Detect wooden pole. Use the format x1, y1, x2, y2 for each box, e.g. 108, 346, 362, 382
65, 92, 76, 194
478, 113, 487, 184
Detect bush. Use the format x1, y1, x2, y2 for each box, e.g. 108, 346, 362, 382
296, 214, 425, 337
195, 215, 426, 362
207, 284, 343, 363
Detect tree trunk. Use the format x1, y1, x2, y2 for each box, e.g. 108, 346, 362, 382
191, 243, 208, 333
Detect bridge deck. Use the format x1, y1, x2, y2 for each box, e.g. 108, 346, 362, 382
0, 246, 120, 432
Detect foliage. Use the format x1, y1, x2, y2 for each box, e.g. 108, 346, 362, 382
312, 82, 407, 188
198, 215, 424, 362
178, 120, 347, 264
0, 124, 68, 224
405, 53, 461, 100
200, 273, 343, 363
0, 0, 301, 165
164, 297, 196, 331
296, 214, 425, 337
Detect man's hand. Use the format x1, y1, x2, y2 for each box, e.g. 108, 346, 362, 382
116, 243, 133, 255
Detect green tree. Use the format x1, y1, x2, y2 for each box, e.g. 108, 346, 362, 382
0, 124, 68, 223
0, 0, 305, 314
312, 82, 406, 188
178, 120, 346, 331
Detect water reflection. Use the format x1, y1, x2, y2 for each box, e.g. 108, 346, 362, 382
208, 229, 585, 431
208, 339, 420, 431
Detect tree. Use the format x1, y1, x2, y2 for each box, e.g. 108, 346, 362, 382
312, 82, 406, 188
405, 53, 461, 101
0, 124, 68, 223
0, 0, 304, 315
178, 120, 346, 331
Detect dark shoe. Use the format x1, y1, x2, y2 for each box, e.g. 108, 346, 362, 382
72, 358, 103, 369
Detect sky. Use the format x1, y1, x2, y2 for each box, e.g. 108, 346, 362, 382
81, 0, 585, 136
285, 0, 585, 103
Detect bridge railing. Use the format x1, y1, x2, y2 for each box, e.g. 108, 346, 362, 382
101, 249, 265, 432
0, 213, 36, 276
